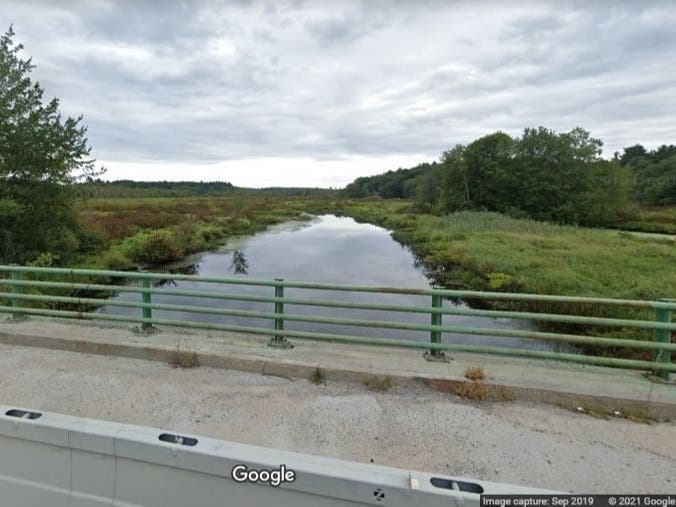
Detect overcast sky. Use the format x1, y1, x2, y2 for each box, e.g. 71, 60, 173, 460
2, 1, 675, 187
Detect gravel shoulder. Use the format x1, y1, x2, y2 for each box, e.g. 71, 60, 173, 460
0, 343, 673, 493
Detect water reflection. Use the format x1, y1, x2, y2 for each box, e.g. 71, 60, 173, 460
150, 262, 201, 288
230, 250, 248, 275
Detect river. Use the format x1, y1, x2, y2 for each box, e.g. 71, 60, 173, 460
104, 215, 572, 351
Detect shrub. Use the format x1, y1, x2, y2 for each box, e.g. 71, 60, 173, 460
310, 367, 326, 385
76, 225, 109, 254
452, 382, 489, 400
464, 365, 485, 381
99, 248, 134, 271
170, 346, 199, 368
123, 229, 184, 265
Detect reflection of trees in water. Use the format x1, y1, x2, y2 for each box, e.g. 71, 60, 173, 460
410, 251, 465, 306
230, 250, 248, 275
152, 263, 200, 288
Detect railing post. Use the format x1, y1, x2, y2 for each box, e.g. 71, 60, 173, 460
269, 278, 292, 349
424, 287, 447, 362
10, 269, 25, 320
652, 302, 672, 381
141, 276, 153, 331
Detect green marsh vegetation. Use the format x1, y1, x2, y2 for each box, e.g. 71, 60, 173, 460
74, 194, 342, 269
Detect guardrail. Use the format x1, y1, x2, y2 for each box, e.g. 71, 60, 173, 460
0, 405, 554, 505
0, 265, 674, 379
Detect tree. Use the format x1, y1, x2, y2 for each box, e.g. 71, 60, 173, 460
0, 26, 101, 263
632, 153, 676, 205
620, 144, 676, 205
509, 126, 608, 223
460, 131, 514, 211
619, 144, 647, 167
437, 144, 468, 212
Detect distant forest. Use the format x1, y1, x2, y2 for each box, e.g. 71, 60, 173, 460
344, 127, 676, 226
76, 180, 336, 198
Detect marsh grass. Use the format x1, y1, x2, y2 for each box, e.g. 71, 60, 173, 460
616, 206, 676, 234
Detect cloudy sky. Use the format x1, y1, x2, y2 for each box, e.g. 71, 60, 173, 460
1, 1, 675, 187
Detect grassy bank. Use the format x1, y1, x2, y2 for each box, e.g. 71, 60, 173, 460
340, 200, 675, 299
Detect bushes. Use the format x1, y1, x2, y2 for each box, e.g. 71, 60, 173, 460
115, 222, 229, 267
195, 224, 227, 245
122, 230, 185, 265
98, 249, 135, 271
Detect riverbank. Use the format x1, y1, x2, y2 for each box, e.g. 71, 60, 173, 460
0, 333, 673, 493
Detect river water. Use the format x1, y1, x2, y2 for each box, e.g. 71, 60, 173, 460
105, 215, 570, 351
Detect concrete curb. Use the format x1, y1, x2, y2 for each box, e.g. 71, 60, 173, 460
1, 328, 674, 421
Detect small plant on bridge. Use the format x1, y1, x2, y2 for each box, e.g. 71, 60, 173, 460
170, 345, 199, 369
452, 382, 489, 401
364, 375, 393, 392
310, 367, 326, 385
464, 365, 485, 381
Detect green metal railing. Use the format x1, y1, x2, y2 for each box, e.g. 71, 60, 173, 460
0, 265, 674, 379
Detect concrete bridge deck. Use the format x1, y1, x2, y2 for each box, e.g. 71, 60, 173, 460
1, 317, 674, 419
0, 317, 675, 493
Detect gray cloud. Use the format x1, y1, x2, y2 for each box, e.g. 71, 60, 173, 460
1, 0, 675, 185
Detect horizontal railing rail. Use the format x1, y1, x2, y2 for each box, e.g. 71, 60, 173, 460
0, 265, 673, 379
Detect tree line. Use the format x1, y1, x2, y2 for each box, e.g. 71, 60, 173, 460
75, 180, 236, 198
75, 180, 336, 199
345, 128, 675, 226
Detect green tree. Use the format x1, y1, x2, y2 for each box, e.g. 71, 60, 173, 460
619, 144, 647, 167
460, 131, 514, 211
632, 154, 676, 205
577, 160, 633, 225
620, 144, 676, 205
0, 26, 101, 263
437, 144, 468, 212
510, 126, 604, 223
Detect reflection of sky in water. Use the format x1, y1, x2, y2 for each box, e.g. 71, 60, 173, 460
104, 215, 575, 352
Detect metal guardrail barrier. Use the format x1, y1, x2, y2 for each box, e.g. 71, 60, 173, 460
0, 405, 556, 506
0, 265, 674, 379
